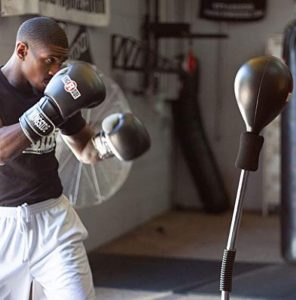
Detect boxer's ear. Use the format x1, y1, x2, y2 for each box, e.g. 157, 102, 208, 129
16, 41, 28, 61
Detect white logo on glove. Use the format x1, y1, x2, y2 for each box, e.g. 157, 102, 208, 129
62, 75, 81, 99
28, 110, 51, 133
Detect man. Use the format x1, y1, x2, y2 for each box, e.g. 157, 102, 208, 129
0, 16, 150, 300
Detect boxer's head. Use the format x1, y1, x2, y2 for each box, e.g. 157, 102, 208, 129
15, 16, 69, 91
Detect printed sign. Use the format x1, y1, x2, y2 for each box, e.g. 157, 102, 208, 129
199, 0, 266, 22
69, 26, 93, 63
1, 0, 110, 27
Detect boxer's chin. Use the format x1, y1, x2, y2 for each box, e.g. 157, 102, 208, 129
40, 79, 50, 91
33, 82, 46, 93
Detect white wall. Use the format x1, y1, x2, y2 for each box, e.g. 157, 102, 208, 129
72, 0, 173, 251
172, 0, 296, 211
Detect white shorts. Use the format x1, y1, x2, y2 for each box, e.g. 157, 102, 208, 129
0, 195, 96, 300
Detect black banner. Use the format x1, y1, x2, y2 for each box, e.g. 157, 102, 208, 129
69, 26, 93, 63
199, 0, 266, 22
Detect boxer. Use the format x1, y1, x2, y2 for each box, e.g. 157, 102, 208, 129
0, 16, 150, 300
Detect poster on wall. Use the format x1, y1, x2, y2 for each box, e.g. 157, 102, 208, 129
1, 0, 110, 27
69, 26, 93, 62
199, 0, 266, 22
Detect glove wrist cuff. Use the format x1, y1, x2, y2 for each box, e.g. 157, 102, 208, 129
92, 132, 114, 160
19, 103, 56, 143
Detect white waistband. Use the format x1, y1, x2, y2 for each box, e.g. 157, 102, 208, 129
0, 194, 67, 217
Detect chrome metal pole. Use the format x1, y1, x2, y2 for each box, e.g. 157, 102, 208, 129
220, 169, 249, 300
227, 170, 249, 249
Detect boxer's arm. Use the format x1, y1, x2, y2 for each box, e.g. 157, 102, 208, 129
62, 112, 151, 164
61, 123, 101, 164
0, 118, 31, 165
62, 113, 150, 163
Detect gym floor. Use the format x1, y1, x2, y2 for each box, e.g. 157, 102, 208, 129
88, 209, 294, 300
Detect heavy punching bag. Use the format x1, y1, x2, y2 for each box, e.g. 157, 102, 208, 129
220, 56, 292, 300
172, 50, 229, 213
281, 20, 296, 262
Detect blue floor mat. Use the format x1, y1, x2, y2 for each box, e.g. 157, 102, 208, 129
88, 253, 273, 297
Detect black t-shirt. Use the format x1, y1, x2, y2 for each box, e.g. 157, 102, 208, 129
0, 69, 86, 206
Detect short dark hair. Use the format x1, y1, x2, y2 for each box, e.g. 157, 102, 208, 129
17, 16, 68, 49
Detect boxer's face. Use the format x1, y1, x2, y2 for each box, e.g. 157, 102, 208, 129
19, 41, 68, 92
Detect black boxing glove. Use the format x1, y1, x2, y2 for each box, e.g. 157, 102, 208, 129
92, 113, 151, 161
19, 61, 106, 143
